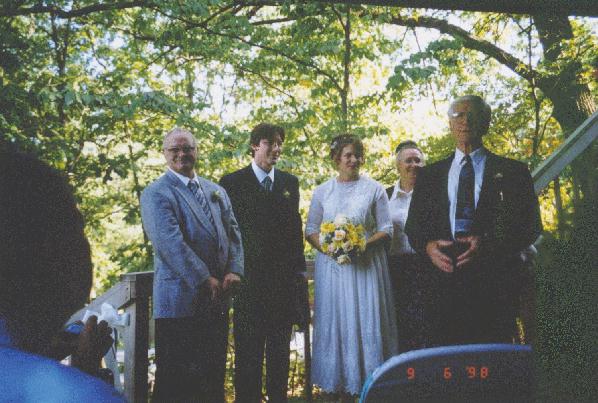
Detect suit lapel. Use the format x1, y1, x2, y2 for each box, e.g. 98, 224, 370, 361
439, 155, 453, 237
244, 164, 280, 198
272, 169, 284, 194
167, 172, 217, 240
199, 179, 225, 243
473, 152, 500, 234
243, 164, 263, 192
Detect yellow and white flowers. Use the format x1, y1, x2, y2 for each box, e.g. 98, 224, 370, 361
319, 214, 366, 264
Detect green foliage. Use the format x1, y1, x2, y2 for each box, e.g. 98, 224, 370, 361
2, 4, 596, 401
535, 203, 598, 401
1, 3, 596, 301
387, 38, 464, 102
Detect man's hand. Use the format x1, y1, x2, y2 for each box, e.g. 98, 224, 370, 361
203, 276, 222, 301
426, 239, 455, 273
71, 315, 113, 375
455, 235, 481, 269
296, 273, 308, 285
222, 273, 241, 296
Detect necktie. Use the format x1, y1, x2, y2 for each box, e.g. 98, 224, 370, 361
455, 155, 475, 238
188, 180, 216, 228
262, 176, 272, 192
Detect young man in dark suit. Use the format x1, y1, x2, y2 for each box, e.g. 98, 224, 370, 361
405, 95, 542, 346
220, 123, 306, 403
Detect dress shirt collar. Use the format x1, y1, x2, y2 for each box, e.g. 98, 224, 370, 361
251, 160, 275, 184
168, 167, 198, 187
390, 181, 413, 201
454, 146, 486, 167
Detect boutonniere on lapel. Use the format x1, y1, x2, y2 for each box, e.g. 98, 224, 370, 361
211, 190, 223, 203
494, 172, 504, 201
283, 189, 291, 199
493, 172, 506, 240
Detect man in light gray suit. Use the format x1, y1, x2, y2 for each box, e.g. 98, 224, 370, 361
141, 128, 243, 402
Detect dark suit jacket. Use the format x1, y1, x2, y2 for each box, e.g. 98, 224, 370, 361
406, 151, 541, 259
405, 150, 542, 306
220, 165, 306, 322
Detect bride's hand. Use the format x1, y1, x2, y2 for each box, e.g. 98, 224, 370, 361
306, 233, 324, 253
364, 231, 390, 252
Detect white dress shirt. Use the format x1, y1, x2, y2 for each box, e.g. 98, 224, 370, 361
388, 182, 416, 256
168, 167, 197, 187
168, 168, 212, 202
251, 160, 275, 186
447, 147, 487, 238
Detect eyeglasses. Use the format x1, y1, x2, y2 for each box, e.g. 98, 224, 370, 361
166, 146, 195, 154
449, 111, 476, 120
260, 139, 283, 148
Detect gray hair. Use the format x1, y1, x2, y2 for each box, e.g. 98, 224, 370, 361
448, 95, 492, 130
163, 127, 197, 150
395, 140, 423, 160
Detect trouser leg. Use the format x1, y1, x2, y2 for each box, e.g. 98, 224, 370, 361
265, 321, 292, 403
153, 317, 200, 402
196, 305, 229, 403
234, 308, 266, 403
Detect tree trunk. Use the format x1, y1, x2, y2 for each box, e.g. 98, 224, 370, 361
381, 12, 596, 204
341, 6, 351, 132
534, 13, 598, 209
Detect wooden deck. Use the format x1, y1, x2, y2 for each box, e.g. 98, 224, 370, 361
69, 261, 316, 402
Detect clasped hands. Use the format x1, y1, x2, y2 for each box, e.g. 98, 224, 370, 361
425, 235, 481, 273
202, 273, 241, 301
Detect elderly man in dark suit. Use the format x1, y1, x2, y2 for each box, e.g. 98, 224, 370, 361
141, 128, 243, 402
220, 123, 306, 403
405, 95, 542, 346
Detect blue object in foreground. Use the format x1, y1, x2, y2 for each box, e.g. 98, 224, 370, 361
359, 344, 533, 402
0, 346, 125, 403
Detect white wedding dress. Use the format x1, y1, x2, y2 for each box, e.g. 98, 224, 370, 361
306, 176, 398, 395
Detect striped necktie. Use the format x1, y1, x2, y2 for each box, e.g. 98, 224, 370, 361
455, 154, 475, 238
188, 180, 216, 228
262, 176, 272, 192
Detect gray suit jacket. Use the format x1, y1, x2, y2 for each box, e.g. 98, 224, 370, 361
141, 170, 243, 318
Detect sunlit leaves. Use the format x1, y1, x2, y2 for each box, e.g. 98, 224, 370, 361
2, 2, 596, 293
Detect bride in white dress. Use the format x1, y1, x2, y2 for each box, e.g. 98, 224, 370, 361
305, 135, 398, 399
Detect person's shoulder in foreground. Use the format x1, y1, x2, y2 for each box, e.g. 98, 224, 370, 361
0, 150, 125, 403
0, 346, 124, 403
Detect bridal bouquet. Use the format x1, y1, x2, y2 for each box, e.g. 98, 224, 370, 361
319, 214, 366, 264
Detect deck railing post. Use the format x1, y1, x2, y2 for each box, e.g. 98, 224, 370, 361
121, 272, 153, 402
304, 329, 312, 401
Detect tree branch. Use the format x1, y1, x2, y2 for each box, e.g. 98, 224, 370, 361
150, 7, 344, 92
411, 28, 438, 112
244, 5, 263, 19
384, 12, 539, 84
250, 17, 295, 26
330, 4, 346, 31
0, 0, 149, 18
238, 66, 319, 156
199, 3, 238, 27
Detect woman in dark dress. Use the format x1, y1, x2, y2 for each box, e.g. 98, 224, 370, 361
386, 140, 428, 353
